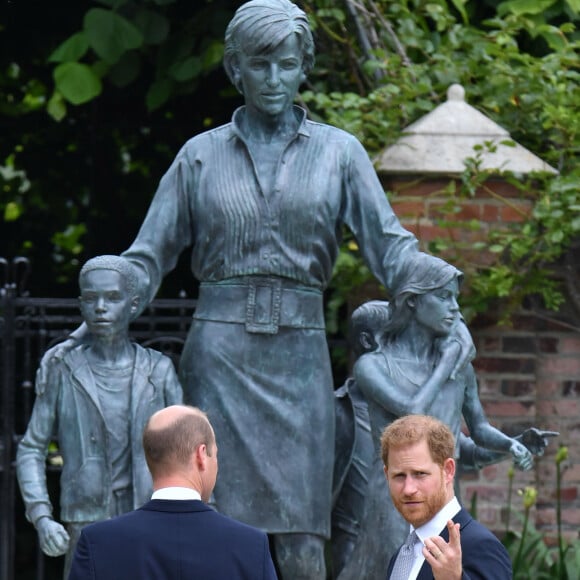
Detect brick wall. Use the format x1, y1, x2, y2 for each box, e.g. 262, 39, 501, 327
382, 175, 580, 541
467, 311, 580, 542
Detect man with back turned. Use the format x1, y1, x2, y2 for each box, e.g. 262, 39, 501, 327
68, 405, 277, 580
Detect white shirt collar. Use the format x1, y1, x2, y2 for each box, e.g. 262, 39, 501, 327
403, 496, 461, 580
151, 487, 202, 501
414, 496, 461, 546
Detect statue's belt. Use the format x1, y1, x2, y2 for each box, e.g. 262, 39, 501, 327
194, 277, 325, 335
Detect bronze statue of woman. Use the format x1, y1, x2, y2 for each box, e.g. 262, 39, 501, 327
45, 2, 475, 577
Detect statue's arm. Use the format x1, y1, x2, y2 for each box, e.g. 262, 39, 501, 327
458, 433, 508, 471
354, 344, 459, 417
17, 360, 71, 556
462, 366, 533, 470
354, 354, 403, 414
16, 361, 60, 526
122, 149, 196, 317
459, 428, 558, 472
161, 356, 184, 405
341, 137, 419, 294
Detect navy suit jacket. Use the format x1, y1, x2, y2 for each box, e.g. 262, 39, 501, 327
68, 499, 278, 580
386, 507, 512, 580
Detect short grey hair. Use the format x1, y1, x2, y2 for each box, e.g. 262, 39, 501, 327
79, 255, 138, 297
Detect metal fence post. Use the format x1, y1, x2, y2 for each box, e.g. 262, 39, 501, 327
0, 257, 28, 580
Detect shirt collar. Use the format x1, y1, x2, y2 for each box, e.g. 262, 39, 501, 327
151, 487, 202, 501
229, 105, 311, 142
414, 496, 461, 545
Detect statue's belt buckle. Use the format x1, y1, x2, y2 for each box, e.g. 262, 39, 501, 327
245, 278, 282, 335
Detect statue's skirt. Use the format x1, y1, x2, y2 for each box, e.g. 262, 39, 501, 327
179, 290, 334, 537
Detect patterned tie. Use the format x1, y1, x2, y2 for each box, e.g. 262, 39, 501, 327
390, 530, 418, 579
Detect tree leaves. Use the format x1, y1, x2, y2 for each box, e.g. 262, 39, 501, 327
83, 8, 143, 64
146, 78, 174, 111
168, 56, 202, 82
134, 7, 170, 45
43, 4, 228, 113
497, 0, 557, 17
53, 62, 102, 105
49, 32, 90, 63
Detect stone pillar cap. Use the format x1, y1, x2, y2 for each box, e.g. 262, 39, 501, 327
375, 84, 557, 176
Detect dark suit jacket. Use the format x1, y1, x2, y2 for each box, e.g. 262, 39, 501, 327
68, 499, 278, 580
386, 507, 512, 580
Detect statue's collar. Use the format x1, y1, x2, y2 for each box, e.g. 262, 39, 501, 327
229, 105, 311, 142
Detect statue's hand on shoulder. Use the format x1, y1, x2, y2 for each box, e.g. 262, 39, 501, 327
510, 439, 534, 471
36, 516, 70, 557
41, 323, 89, 365
516, 428, 559, 456
436, 334, 462, 362
448, 318, 475, 380
434, 334, 462, 383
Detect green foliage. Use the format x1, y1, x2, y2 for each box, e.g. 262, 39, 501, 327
53, 62, 103, 105
499, 446, 580, 579
304, 0, 580, 323
425, 158, 580, 321
84, 8, 144, 63
1, 0, 578, 308
42, 1, 229, 117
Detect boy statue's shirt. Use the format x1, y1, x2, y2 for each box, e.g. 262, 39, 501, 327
92, 359, 133, 491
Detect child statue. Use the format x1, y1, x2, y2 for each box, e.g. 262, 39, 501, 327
16, 255, 183, 578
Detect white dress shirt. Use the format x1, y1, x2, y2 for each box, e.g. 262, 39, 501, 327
405, 496, 461, 580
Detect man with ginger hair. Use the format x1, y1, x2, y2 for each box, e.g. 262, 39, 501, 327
69, 405, 277, 580
382, 415, 512, 580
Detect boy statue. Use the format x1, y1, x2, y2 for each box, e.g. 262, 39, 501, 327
16, 255, 183, 578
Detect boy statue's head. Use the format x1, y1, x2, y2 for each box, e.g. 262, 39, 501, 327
78, 255, 139, 337
349, 300, 390, 358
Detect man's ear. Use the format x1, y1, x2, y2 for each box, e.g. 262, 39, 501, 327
407, 296, 416, 310
130, 296, 139, 315
444, 457, 456, 482
195, 444, 207, 471
383, 465, 389, 481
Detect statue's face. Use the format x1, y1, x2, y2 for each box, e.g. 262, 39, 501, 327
79, 269, 136, 338
414, 278, 460, 337
235, 33, 305, 118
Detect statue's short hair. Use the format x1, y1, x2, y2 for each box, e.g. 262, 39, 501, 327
143, 406, 215, 478
223, 0, 315, 89
79, 255, 138, 297
349, 300, 390, 357
381, 414, 455, 469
